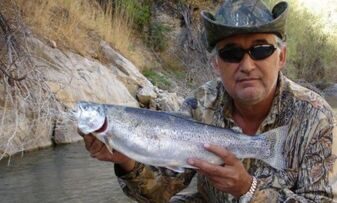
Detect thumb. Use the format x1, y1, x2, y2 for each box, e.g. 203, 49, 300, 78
204, 144, 238, 166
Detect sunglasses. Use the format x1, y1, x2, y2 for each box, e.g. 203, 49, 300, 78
218, 44, 277, 63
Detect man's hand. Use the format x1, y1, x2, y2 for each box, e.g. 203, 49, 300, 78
80, 132, 135, 173
187, 144, 252, 198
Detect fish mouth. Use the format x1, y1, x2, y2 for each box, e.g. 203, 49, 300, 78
94, 117, 108, 133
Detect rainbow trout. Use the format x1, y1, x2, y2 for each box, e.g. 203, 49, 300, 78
74, 101, 287, 172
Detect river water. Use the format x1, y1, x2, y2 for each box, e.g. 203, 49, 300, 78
0, 142, 135, 203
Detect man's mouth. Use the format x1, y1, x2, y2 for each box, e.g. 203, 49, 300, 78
237, 78, 259, 83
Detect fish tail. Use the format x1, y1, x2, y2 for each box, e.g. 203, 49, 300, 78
259, 125, 288, 170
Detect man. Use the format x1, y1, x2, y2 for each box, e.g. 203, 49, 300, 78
82, 0, 337, 202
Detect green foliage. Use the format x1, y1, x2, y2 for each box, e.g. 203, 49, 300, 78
286, 4, 330, 82
112, 0, 173, 51
142, 69, 172, 90
112, 1, 170, 51
147, 22, 170, 51
171, 70, 185, 80
114, 0, 151, 30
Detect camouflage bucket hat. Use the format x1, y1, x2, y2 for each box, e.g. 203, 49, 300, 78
201, 0, 288, 52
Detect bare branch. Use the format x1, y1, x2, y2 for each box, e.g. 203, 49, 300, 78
0, 2, 63, 161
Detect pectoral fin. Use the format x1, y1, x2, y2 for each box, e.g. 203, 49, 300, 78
103, 135, 114, 154
166, 166, 185, 173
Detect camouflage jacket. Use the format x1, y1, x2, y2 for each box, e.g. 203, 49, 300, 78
115, 73, 337, 203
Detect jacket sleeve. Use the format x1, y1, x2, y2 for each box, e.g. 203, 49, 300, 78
115, 162, 197, 202
251, 111, 337, 203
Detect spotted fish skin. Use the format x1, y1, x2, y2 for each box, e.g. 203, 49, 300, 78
74, 101, 287, 171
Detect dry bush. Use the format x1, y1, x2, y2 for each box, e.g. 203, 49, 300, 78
169, 2, 215, 94
0, 2, 61, 160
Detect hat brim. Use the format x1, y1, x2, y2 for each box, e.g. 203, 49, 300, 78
202, 1, 288, 52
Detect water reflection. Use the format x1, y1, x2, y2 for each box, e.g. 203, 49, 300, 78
0, 142, 134, 203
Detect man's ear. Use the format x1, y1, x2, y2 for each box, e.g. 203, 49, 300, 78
211, 56, 220, 75
279, 46, 287, 70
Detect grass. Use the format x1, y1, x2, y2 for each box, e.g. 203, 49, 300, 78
14, 0, 152, 69
142, 69, 172, 90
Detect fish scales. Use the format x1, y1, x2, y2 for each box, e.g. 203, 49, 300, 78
112, 106, 270, 159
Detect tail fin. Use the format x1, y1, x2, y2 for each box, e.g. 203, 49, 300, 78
259, 125, 288, 170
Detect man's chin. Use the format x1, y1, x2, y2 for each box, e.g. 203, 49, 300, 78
236, 91, 264, 105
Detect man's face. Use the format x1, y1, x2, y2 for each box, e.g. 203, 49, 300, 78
213, 33, 287, 105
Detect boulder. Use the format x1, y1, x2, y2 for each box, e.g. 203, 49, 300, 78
149, 88, 184, 112
137, 85, 158, 107
99, 41, 154, 96
0, 107, 53, 157
0, 36, 184, 156
323, 84, 337, 97
24, 37, 140, 145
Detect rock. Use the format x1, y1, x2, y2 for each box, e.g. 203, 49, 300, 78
323, 84, 337, 97
323, 83, 337, 108
0, 108, 53, 156
99, 41, 154, 96
149, 90, 184, 112
0, 36, 183, 156
53, 118, 82, 144
137, 85, 157, 107
25, 37, 140, 145
29, 37, 140, 108
48, 39, 57, 48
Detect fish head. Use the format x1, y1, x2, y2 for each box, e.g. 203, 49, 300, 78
73, 101, 106, 134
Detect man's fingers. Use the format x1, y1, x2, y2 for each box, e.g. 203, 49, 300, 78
188, 158, 224, 176
204, 144, 238, 166
92, 146, 113, 160
81, 133, 120, 163
83, 134, 95, 150
86, 137, 105, 155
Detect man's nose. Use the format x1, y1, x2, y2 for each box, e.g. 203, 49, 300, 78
239, 53, 256, 73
